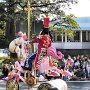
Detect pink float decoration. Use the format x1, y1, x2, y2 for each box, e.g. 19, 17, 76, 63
18, 31, 23, 37
47, 46, 62, 60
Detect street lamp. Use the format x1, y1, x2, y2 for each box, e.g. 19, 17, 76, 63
27, 0, 37, 86
27, 0, 30, 40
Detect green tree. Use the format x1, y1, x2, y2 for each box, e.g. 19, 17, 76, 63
0, 0, 27, 43
0, 0, 78, 47
50, 15, 80, 38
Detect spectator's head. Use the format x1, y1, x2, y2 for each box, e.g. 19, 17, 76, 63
9, 62, 12, 65
4, 64, 8, 69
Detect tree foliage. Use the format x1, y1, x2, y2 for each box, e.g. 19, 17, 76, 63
50, 15, 80, 38
0, 0, 78, 21
0, 0, 78, 47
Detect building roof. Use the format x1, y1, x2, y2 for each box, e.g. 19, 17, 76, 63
74, 17, 90, 30
50, 17, 90, 31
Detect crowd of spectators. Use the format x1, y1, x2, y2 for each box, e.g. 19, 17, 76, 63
57, 54, 90, 81
36, 54, 90, 81
0, 62, 14, 79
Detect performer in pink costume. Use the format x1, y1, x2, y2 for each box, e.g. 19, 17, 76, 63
3, 57, 26, 83
21, 33, 30, 59
39, 46, 62, 75
30, 15, 63, 69
4, 32, 29, 83
39, 46, 72, 77
38, 56, 60, 75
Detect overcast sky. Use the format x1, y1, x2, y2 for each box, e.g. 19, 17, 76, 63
65, 0, 90, 17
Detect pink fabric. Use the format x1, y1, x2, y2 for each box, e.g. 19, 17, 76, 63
63, 70, 72, 77
18, 31, 23, 37
15, 74, 20, 82
51, 72, 60, 76
39, 56, 72, 77
23, 33, 27, 41
39, 57, 50, 73
2, 75, 13, 81
21, 43, 29, 59
47, 46, 62, 60
39, 57, 61, 74
15, 61, 24, 73
21, 33, 28, 58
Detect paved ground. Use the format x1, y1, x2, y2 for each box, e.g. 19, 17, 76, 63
0, 80, 39, 90
67, 81, 90, 90
0, 81, 28, 90
0, 80, 90, 90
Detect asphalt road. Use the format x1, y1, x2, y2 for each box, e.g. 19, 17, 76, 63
67, 81, 90, 90
0, 80, 90, 90
0, 81, 28, 90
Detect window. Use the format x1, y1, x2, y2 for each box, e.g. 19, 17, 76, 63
74, 31, 80, 42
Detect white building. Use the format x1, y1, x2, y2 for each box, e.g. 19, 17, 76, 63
52, 17, 90, 49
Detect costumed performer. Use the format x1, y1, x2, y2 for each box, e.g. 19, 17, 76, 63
39, 46, 72, 79
3, 57, 26, 84
39, 46, 62, 75
9, 31, 24, 58
9, 31, 29, 59
21, 33, 30, 59
21, 27, 52, 74
30, 15, 52, 68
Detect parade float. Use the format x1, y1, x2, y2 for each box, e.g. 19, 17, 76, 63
4, 14, 70, 90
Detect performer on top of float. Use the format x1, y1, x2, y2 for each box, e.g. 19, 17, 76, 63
9, 31, 29, 59
21, 15, 52, 71
9, 31, 24, 58
30, 15, 52, 68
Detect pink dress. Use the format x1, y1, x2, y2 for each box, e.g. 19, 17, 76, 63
39, 56, 61, 75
